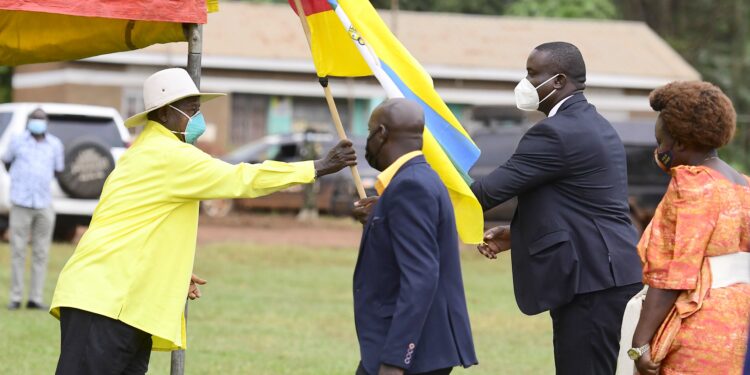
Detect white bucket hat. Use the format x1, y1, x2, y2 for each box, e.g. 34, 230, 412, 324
124, 68, 225, 128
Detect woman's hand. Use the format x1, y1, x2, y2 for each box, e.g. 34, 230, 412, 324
634, 350, 660, 375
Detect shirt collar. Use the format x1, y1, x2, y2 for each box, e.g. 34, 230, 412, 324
146, 120, 181, 141
25, 131, 47, 142
375, 150, 423, 195
548, 95, 574, 117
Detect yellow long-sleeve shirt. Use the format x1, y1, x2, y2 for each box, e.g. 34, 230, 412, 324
50, 121, 315, 350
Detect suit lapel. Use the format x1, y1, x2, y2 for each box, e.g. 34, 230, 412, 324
359, 155, 427, 253
358, 155, 426, 253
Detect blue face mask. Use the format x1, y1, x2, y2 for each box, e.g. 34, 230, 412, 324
28, 119, 47, 135
169, 104, 206, 144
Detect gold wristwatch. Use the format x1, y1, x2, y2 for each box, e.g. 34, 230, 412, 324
627, 343, 650, 360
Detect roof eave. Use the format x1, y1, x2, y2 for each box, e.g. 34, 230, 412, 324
80, 51, 697, 90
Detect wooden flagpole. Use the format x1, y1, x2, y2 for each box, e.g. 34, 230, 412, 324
293, 0, 367, 200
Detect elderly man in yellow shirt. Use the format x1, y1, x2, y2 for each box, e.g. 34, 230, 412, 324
50, 68, 357, 375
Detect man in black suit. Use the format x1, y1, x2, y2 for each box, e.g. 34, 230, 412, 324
353, 98, 477, 375
472, 42, 643, 374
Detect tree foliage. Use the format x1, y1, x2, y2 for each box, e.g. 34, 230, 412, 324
369, 0, 508, 14
505, 0, 617, 19
614, 0, 749, 171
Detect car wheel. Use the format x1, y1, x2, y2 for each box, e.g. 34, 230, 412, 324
58, 138, 115, 199
0, 215, 7, 239
201, 199, 234, 218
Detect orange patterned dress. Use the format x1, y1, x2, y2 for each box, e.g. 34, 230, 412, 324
638, 165, 750, 375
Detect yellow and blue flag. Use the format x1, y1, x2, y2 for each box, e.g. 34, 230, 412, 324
290, 0, 484, 243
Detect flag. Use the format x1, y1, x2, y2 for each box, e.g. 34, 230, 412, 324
289, 0, 371, 77
290, 0, 484, 243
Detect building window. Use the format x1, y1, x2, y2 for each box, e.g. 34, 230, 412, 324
230, 94, 359, 146
121, 87, 144, 135
122, 87, 143, 120
231, 93, 270, 146
291, 96, 351, 133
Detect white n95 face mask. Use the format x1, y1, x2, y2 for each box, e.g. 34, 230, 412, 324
514, 74, 560, 111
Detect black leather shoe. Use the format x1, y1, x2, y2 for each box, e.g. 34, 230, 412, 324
26, 301, 48, 310
7, 301, 21, 310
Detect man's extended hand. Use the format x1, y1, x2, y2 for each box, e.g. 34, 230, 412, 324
188, 274, 207, 300
353, 196, 379, 224
477, 225, 511, 259
377, 364, 404, 375
314, 139, 357, 178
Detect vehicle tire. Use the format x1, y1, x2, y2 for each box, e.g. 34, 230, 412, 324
0, 215, 7, 240
58, 138, 115, 199
201, 199, 234, 218
53, 220, 78, 243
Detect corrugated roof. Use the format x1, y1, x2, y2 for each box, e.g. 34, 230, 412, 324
121, 2, 701, 83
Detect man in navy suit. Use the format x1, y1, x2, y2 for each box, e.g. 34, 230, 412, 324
472, 42, 643, 374
352, 98, 477, 375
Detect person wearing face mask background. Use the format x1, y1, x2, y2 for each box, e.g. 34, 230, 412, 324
471, 42, 643, 374
2, 108, 64, 311
49, 68, 358, 375
626, 81, 749, 375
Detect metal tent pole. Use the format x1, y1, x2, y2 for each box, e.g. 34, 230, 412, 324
170, 22, 202, 375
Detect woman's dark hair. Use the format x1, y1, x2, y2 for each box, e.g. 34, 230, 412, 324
649, 81, 736, 149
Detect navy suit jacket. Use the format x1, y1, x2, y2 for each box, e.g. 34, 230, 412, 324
354, 156, 477, 374
471, 93, 643, 315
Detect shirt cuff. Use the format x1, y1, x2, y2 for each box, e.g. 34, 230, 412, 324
290, 160, 316, 183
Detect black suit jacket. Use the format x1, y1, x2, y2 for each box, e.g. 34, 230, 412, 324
471, 93, 642, 315
354, 156, 477, 374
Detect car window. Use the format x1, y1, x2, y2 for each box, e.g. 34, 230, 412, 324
0, 112, 12, 137
611, 122, 657, 146
47, 114, 125, 148
469, 129, 524, 178
271, 143, 300, 162
625, 145, 671, 186
224, 141, 296, 164
225, 140, 271, 164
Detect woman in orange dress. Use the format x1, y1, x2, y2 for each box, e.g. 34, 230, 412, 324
631, 81, 750, 375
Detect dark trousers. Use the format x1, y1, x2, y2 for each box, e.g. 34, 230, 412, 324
56, 307, 152, 375
356, 362, 452, 375
549, 282, 642, 375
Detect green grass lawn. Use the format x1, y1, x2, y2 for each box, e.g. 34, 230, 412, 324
0, 242, 554, 374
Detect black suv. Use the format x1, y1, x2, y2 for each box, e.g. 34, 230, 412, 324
469, 121, 670, 231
